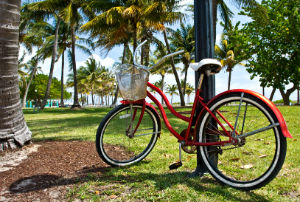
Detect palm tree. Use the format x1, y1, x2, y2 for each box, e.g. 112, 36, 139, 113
28, 1, 64, 109
0, 0, 32, 151
185, 83, 195, 104
21, 57, 42, 108
39, 21, 93, 107
77, 58, 104, 105
215, 22, 246, 90
169, 23, 194, 97
166, 84, 178, 105
150, 47, 173, 104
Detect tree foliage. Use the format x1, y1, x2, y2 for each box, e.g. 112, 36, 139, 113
24, 74, 71, 105
240, 0, 300, 105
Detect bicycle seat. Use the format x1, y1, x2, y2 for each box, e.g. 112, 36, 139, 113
189, 59, 222, 74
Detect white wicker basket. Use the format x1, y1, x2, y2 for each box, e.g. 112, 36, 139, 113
115, 64, 149, 101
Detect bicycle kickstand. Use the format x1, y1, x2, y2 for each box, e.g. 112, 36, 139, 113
169, 143, 183, 170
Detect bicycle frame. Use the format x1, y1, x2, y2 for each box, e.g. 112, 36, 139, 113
122, 81, 237, 147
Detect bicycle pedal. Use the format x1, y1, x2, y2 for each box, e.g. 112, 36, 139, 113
169, 161, 182, 170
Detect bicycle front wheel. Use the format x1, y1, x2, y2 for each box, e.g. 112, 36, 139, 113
96, 104, 160, 167
198, 92, 286, 190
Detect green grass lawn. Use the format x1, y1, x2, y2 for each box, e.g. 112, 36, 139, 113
23, 105, 300, 202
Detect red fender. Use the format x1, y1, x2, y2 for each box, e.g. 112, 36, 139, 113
208, 89, 292, 138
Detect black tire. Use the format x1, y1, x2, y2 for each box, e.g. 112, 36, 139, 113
198, 92, 287, 190
96, 104, 161, 167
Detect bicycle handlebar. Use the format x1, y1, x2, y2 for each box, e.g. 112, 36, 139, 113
133, 40, 184, 71
151, 50, 184, 70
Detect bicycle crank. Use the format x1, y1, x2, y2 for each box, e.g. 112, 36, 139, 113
180, 128, 197, 154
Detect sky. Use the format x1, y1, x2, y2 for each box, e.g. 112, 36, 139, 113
21, 0, 298, 104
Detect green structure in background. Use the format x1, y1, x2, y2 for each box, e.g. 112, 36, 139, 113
25, 100, 59, 108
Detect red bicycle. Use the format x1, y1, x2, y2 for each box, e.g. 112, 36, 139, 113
96, 41, 292, 190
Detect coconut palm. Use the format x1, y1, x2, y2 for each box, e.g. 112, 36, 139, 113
77, 58, 105, 105
0, 0, 32, 151
215, 22, 246, 90
166, 84, 178, 105
39, 21, 93, 107
150, 46, 173, 104
169, 23, 194, 97
21, 57, 43, 108
185, 83, 195, 104
28, 0, 65, 109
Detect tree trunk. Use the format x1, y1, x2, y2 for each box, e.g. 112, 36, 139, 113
183, 62, 189, 96
133, 21, 137, 54
112, 42, 128, 106
262, 86, 265, 96
71, 25, 80, 109
22, 68, 36, 108
0, 0, 32, 151
60, 50, 65, 107
161, 74, 165, 104
228, 70, 232, 90
279, 85, 297, 105
162, 30, 185, 106
40, 18, 61, 110
91, 89, 94, 105
297, 87, 299, 105
269, 87, 276, 101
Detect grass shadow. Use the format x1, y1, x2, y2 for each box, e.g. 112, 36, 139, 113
9, 166, 271, 202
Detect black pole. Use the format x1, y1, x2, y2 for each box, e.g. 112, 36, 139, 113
192, 0, 216, 176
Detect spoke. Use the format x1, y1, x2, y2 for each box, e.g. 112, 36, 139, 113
241, 103, 248, 135
135, 128, 154, 132
134, 131, 160, 137
238, 123, 280, 138
233, 93, 244, 136
207, 122, 225, 137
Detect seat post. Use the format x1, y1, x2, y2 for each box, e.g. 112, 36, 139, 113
197, 73, 205, 90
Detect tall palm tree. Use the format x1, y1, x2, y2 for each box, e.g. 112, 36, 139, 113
21, 57, 42, 108
169, 23, 194, 97
77, 58, 104, 105
215, 22, 246, 90
150, 47, 173, 104
0, 0, 32, 151
166, 84, 178, 105
28, 1, 64, 109
185, 83, 195, 104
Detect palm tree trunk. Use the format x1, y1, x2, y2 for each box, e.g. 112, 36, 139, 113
228, 70, 232, 90
41, 18, 61, 110
162, 30, 185, 106
91, 89, 94, 105
22, 68, 36, 108
183, 63, 189, 96
60, 50, 65, 107
133, 21, 137, 53
161, 75, 165, 104
262, 86, 265, 96
71, 25, 80, 108
112, 42, 128, 106
297, 87, 299, 105
0, 0, 31, 151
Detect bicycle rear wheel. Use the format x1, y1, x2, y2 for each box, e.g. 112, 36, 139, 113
198, 92, 286, 190
96, 104, 160, 167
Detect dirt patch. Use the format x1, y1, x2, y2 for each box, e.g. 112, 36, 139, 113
0, 141, 110, 202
